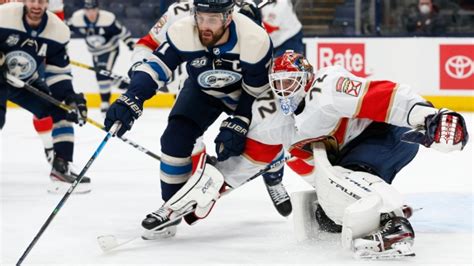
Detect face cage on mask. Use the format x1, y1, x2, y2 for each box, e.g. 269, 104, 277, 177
269, 71, 308, 116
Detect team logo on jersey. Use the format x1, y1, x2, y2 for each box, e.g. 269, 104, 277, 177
335, 77, 362, 97
86, 35, 106, 48
197, 70, 242, 88
5, 51, 37, 80
191, 56, 208, 68
6, 34, 20, 47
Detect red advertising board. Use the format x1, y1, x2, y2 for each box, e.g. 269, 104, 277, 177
317, 43, 369, 77
440, 45, 474, 90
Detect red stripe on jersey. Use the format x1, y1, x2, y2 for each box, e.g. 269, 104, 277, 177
54, 11, 65, 21
244, 138, 282, 163
33, 116, 53, 132
288, 147, 312, 160
136, 34, 160, 51
287, 158, 314, 176
332, 118, 349, 145
357, 81, 398, 122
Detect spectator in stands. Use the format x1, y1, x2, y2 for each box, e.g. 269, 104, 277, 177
260, 0, 304, 56
404, 0, 446, 36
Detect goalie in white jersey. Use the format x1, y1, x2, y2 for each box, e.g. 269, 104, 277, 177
215, 50, 469, 258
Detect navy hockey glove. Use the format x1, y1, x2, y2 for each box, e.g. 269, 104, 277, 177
65, 93, 88, 126
214, 116, 249, 161
402, 108, 469, 152
104, 93, 143, 137
238, 2, 262, 25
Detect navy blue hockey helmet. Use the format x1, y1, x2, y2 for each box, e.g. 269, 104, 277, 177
84, 0, 99, 9
193, 0, 235, 13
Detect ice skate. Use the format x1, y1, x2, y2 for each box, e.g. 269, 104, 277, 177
265, 180, 292, 217
141, 206, 182, 240
353, 216, 415, 259
100, 102, 110, 118
49, 157, 91, 194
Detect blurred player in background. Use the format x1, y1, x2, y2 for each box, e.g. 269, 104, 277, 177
68, 0, 135, 116
0, 0, 91, 194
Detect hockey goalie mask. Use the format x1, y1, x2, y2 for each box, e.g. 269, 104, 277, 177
269, 51, 314, 116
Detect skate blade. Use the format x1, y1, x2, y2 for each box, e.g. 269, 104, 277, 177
47, 181, 91, 194
141, 226, 177, 240
354, 247, 415, 260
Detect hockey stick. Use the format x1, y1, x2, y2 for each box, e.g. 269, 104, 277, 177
96, 154, 293, 252
16, 122, 121, 265
70, 60, 131, 87
6, 74, 161, 161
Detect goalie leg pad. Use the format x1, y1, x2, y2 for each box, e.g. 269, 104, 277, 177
291, 190, 319, 242
165, 154, 224, 219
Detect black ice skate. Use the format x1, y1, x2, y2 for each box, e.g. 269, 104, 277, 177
141, 206, 182, 240
265, 179, 292, 217
44, 147, 54, 165
49, 156, 91, 194
353, 216, 415, 259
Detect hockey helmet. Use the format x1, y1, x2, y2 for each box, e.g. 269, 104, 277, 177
269, 50, 315, 115
193, 0, 235, 13
84, 0, 99, 9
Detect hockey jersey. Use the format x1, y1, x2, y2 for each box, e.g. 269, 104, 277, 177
68, 9, 133, 55
261, 0, 302, 48
132, 1, 192, 64
217, 65, 427, 187
0, 2, 75, 99
129, 13, 273, 118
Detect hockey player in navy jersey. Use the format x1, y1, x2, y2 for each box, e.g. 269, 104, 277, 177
105, 0, 274, 238
0, 0, 90, 194
68, 0, 135, 116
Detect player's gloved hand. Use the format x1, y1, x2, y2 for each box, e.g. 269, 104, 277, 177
104, 93, 143, 137
238, 1, 262, 25
126, 40, 136, 51
214, 116, 249, 161
65, 93, 88, 126
402, 108, 469, 152
0, 52, 8, 86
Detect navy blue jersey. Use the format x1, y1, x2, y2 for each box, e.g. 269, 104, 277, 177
0, 3, 74, 99
68, 9, 133, 55
129, 13, 273, 119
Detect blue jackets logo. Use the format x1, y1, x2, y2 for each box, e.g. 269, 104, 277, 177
5, 51, 37, 80
198, 69, 242, 88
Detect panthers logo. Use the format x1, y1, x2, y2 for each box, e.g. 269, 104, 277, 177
5, 51, 37, 80
197, 70, 242, 88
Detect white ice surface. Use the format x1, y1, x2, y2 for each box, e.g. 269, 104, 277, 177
1, 109, 473, 265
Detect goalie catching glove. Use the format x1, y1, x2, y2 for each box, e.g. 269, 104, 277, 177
104, 93, 143, 137
403, 103, 469, 152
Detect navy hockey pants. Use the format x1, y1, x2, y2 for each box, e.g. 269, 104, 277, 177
334, 122, 419, 184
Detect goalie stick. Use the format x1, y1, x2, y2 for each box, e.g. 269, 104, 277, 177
6, 74, 161, 161
17, 122, 121, 265
97, 154, 293, 252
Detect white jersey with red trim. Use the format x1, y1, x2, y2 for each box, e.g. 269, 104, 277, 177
216, 65, 427, 187
261, 0, 302, 48
48, 0, 64, 20
132, 1, 192, 64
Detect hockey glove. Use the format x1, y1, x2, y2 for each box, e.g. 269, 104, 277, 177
239, 2, 262, 25
214, 116, 249, 161
65, 93, 88, 126
402, 108, 469, 152
104, 93, 143, 137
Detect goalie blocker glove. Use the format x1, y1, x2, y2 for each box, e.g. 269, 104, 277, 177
402, 103, 469, 152
104, 93, 144, 137
214, 116, 249, 161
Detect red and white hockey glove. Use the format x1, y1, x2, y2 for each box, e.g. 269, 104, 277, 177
402, 108, 469, 152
